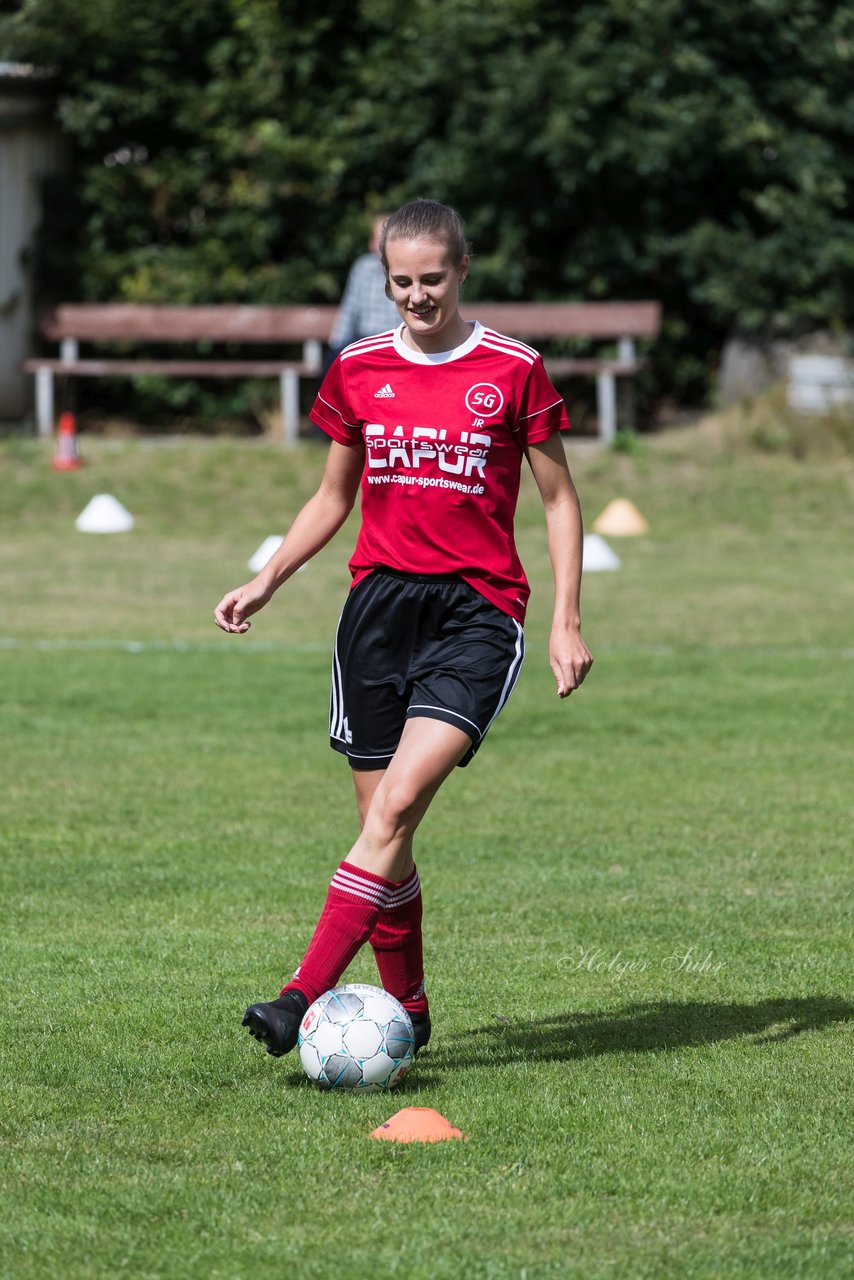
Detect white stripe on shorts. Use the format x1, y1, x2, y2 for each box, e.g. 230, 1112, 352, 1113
329, 608, 345, 742
480, 618, 525, 739
407, 705, 482, 736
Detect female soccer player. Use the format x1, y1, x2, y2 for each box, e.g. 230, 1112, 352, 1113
214, 199, 593, 1058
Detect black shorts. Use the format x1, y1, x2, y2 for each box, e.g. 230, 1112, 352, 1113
329, 567, 525, 770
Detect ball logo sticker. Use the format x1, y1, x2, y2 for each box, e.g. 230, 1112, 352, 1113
465, 383, 504, 417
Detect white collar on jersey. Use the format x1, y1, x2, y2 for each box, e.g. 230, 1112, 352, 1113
392, 320, 483, 365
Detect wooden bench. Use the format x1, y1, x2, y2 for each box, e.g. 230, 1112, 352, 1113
468, 302, 660, 440
25, 304, 337, 444
25, 300, 660, 443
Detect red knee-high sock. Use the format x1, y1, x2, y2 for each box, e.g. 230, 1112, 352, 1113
369, 867, 429, 1017
282, 862, 395, 1004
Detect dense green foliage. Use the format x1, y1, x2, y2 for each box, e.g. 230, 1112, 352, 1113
4, 0, 854, 408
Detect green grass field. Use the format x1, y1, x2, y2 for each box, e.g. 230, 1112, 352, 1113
1, 424, 852, 1278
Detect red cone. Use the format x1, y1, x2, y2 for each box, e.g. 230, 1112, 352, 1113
52, 412, 83, 471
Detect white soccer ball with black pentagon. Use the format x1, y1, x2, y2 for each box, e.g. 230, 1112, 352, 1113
298, 984, 415, 1092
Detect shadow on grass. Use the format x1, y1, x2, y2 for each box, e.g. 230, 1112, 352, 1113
429, 995, 853, 1071
274, 996, 852, 1091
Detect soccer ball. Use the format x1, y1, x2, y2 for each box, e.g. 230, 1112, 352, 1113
298, 984, 415, 1092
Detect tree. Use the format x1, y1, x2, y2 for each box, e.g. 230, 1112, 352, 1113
4, 0, 853, 415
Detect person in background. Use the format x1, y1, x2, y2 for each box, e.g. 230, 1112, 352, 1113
327, 212, 400, 356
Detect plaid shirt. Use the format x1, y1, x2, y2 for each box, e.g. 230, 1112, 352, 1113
329, 252, 400, 350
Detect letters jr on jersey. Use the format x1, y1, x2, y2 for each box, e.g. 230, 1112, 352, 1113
310, 322, 570, 624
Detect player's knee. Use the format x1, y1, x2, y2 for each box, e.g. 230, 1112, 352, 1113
369, 780, 425, 843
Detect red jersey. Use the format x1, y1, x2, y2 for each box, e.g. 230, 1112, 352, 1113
309, 321, 569, 622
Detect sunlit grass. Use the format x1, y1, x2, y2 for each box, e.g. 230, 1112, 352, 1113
1, 428, 852, 1278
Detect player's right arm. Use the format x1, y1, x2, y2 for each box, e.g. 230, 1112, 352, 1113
214, 439, 364, 634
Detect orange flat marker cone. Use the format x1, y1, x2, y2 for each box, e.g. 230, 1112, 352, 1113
52, 412, 83, 471
592, 497, 648, 536
369, 1107, 467, 1143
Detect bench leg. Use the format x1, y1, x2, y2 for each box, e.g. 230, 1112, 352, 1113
619, 379, 637, 432
280, 370, 300, 444
596, 371, 616, 444
303, 339, 322, 374
617, 336, 637, 427
35, 367, 54, 438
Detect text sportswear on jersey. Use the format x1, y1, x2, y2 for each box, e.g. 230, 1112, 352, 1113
309, 321, 570, 622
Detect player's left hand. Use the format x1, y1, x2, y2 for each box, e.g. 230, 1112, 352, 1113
550, 625, 593, 698
213, 578, 273, 634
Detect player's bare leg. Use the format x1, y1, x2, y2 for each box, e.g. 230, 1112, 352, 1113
346, 716, 470, 881
244, 719, 469, 1057
352, 768, 383, 829
350, 719, 470, 1049
347, 718, 471, 1053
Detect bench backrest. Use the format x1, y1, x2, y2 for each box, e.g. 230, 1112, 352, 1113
464, 302, 660, 340
41, 301, 660, 345
41, 305, 339, 344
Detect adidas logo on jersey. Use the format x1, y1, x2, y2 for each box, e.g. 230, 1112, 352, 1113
373, 383, 396, 398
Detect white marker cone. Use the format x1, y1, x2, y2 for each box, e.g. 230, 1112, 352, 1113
248, 536, 284, 572
75, 494, 134, 533
583, 533, 621, 572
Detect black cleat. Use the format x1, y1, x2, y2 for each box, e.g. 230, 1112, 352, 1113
242, 990, 309, 1057
409, 1012, 431, 1054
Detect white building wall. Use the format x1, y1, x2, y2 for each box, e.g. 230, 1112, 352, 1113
0, 78, 64, 421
